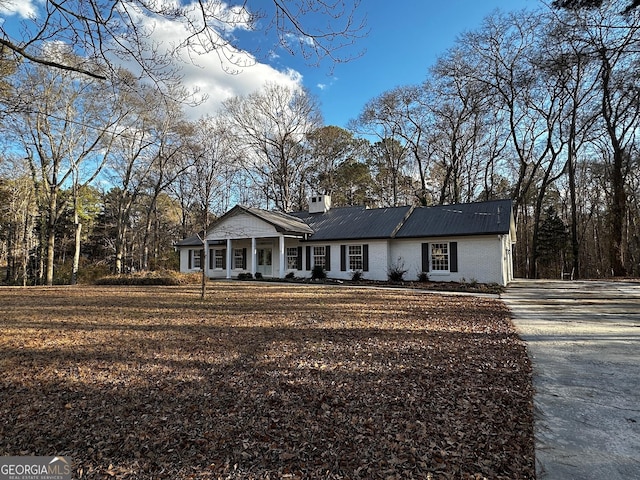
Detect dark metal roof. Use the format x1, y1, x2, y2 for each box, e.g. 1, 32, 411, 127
174, 233, 203, 247
176, 200, 514, 246
395, 199, 513, 238
291, 205, 413, 241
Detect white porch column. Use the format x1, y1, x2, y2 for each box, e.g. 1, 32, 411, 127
279, 235, 286, 279
251, 237, 257, 277
226, 238, 232, 279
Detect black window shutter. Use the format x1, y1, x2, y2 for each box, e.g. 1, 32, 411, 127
363, 244, 369, 272
325, 245, 331, 271
306, 246, 311, 271
209, 249, 214, 270
242, 248, 247, 269
450, 242, 458, 272
188, 250, 192, 269
222, 248, 226, 270
297, 246, 303, 270
340, 245, 346, 271
422, 243, 430, 272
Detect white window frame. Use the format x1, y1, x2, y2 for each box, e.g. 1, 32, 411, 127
214, 249, 225, 269
431, 242, 450, 272
233, 248, 244, 270
313, 246, 326, 269
348, 245, 363, 271
286, 247, 298, 270
192, 250, 201, 269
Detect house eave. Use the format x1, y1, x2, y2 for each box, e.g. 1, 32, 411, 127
394, 230, 511, 240
301, 235, 391, 243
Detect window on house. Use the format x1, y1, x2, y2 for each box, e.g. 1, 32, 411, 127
431, 243, 449, 272
287, 247, 298, 269
233, 249, 244, 269
215, 249, 225, 269
348, 245, 363, 271
192, 250, 201, 269
313, 246, 326, 269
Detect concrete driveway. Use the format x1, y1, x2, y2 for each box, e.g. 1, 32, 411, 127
502, 280, 640, 479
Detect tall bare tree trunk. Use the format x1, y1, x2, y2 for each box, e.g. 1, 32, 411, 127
567, 143, 580, 279
115, 223, 126, 274
609, 148, 627, 276
22, 218, 29, 286
45, 185, 57, 286
71, 218, 82, 285
201, 247, 207, 300
600, 55, 629, 277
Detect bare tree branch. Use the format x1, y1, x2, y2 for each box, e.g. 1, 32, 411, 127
0, 0, 366, 82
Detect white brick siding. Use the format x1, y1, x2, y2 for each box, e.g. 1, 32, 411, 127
179, 248, 196, 273
388, 239, 425, 282
366, 240, 390, 281
454, 236, 503, 285
390, 235, 509, 285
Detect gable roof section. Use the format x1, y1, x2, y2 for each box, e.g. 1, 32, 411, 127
224, 205, 314, 236
395, 199, 513, 238
291, 205, 413, 241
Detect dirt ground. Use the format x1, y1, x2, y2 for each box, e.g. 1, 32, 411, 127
0, 283, 534, 479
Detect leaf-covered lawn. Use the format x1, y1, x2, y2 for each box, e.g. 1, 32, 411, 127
0, 283, 534, 479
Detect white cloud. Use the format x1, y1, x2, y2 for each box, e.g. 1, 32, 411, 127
316, 76, 338, 92
284, 31, 316, 47
131, 0, 304, 119
0, 0, 37, 18
178, 57, 303, 119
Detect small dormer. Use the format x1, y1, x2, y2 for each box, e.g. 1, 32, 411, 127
308, 194, 331, 214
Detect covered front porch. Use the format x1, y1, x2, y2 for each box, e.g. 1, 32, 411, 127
204, 235, 302, 279
191, 204, 313, 280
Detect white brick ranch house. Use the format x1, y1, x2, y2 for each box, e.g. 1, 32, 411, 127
176, 196, 516, 286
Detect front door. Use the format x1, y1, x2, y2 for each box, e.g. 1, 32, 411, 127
257, 248, 272, 276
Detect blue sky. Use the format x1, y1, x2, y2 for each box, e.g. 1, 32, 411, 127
272, 0, 538, 128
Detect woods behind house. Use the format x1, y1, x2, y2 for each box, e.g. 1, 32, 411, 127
1, 1, 639, 284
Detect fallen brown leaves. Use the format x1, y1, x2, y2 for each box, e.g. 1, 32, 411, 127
0, 283, 534, 479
